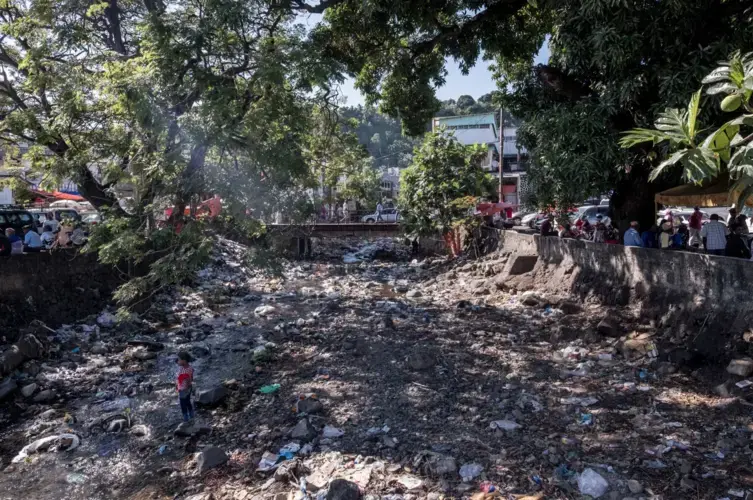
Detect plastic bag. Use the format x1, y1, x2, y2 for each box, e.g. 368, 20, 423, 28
577, 468, 609, 498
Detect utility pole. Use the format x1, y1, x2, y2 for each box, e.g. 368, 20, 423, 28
498, 108, 504, 203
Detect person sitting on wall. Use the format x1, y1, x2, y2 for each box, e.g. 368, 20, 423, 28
623, 221, 643, 247
641, 225, 659, 248
5, 228, 23, 254
22, 225, 43, 252
40, 224, 56, 249
591, 215, 607, 243
539, 214, 557, 236
726, 224, 751, 259
558, 222, 578, 239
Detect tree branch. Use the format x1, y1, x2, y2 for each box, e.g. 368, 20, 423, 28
289, 0, 346, 14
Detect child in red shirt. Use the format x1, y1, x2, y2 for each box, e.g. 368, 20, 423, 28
176, 351, 195, 422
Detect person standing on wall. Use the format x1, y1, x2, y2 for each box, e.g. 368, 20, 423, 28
701, 214, 728, 256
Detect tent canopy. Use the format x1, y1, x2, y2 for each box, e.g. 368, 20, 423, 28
654, 174, 753, 208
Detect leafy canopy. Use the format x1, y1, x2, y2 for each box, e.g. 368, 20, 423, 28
399, 131, 494, 236
621, 52, 753, 211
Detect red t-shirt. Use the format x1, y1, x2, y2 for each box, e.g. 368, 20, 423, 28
177, 365, 194, 392
689, 211, 702, 230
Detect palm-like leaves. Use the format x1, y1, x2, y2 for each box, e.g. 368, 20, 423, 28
621, 52, 753, 207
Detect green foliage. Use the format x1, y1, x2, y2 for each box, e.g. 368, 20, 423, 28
399, 131, 494, 236
622, 52, 753, 211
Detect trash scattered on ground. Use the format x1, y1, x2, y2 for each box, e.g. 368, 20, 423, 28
577, 468, 609, 498
260, 384, 281, 394
322, 425, 344, 438
459, 463, 484, 482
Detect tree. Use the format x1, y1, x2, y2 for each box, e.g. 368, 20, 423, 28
313, 0, 753, 229
399, 131, 494, 237
456, 95, 476, 109
621, 52, 753, 210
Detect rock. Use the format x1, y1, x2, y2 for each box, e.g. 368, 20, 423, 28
423, 452, 457, 476
17, 334, 43, 359
520, 292, 541, 307
322, 425, 344, 438
132, 349, 157, 360
405, 290, 422, 298
307, 461, 337, 491
397, 475, 423, 491
90, 342, 108, 355
254, 305, 277, 317
597, 317, 622, 337
197, 446, 228, 473
291, 418, 317, 442
0, 378, 18, 402
196, 385, 227, 406
727, 358, 753, 377
619, 337, 653, 358
175, 422, 212, 437
407, 351, 435, 371
33, 389, 55, 403
326, 479, 361, 500
714, 382, 731, 397
558, 300, 582, 315
489, 420, 521, 431
627, 479, 643, 494
382, 436, 398, 448
296, 397, 324, 414
127, 339, 164, 351
20, 383, 38, 398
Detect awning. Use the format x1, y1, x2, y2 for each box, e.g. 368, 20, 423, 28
52, 191, 85, 201
653, 175, 752, 207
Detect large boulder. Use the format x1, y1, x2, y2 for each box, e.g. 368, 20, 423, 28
195, 385, 227, 406
727, 358, 753, 377
597, 317, 622, 337
291, 418, 317, 442
197, 446, 228, 473
20, 383, 38, 398
326, 479, 361, 500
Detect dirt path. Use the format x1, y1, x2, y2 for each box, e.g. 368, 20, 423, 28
1, 238, 751, 500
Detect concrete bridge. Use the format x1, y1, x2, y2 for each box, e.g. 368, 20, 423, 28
266, 223, 402, 238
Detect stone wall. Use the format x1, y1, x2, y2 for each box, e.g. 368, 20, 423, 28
496, 231, 753, 359
0, 251, 127, 340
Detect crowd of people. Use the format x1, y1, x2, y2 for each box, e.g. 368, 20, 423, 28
541, 206, 752, 260
0, 212, 87, 256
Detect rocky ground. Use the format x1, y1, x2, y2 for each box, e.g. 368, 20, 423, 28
1, 236, 753, 500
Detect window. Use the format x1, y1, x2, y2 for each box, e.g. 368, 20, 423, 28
18, 213, 32, 223
0, 214, 6, 223
381, 181, 393, 190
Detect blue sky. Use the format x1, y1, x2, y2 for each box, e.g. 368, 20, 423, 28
297, 12, 550, 106
340, 43, 551, 106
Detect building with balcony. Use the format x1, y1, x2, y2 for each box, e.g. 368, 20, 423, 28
432, 113, 528, 207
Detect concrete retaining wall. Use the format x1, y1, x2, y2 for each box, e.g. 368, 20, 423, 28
497, 231, 753, 308
0, 251, 127, 340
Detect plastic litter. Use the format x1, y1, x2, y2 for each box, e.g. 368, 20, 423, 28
259, 384, 281, 394
257, 451, 279, 471
559, 396, 599, 407
66, 473, 87, 485
459, 463, 484, 482
322, 425, 344, 438
489, 420, 521, 431
735, 380, 753, 389
158, 444, 168, 455
580, 413, 593, 426
577, 468, 609, 498
71, 347, 80, 354
279, 442, 301, 459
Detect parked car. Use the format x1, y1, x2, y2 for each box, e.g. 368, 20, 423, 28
572, 205, 611, 226
0, 207, 36, 235
509, 210, 532, 227
82, 212, 103, 225
361, 208, 399, 223
28, 208, 82, 231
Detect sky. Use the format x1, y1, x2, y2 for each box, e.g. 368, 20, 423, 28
338, 42, 550, 106
297, 11, 550, 107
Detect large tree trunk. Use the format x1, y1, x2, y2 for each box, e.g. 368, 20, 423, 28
609, 163, 673, 235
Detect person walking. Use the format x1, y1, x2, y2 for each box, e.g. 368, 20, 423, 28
376, 201, 384, 222
701, 214, 728, 256
688, 207, 703, 247
342, 200, 349, 223
176, 351, 195, 422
